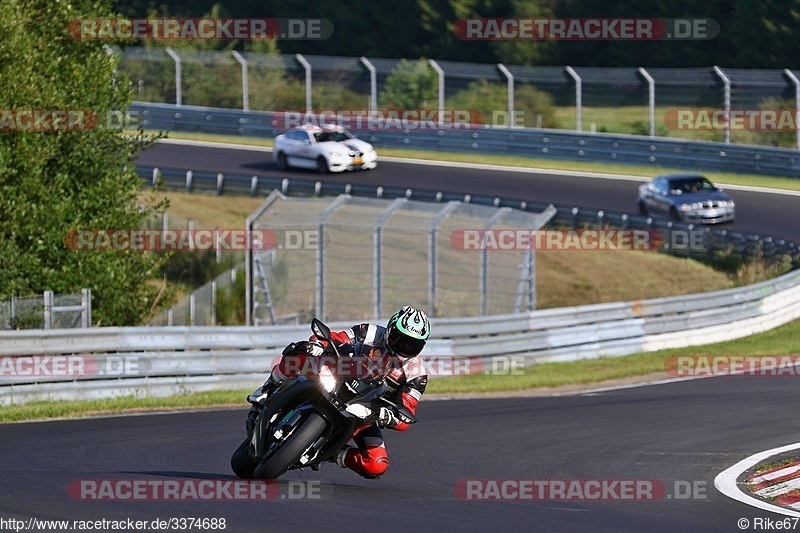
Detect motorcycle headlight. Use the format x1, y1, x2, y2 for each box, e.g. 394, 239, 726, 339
344, 403, 372, 419
318, 366, 337, 393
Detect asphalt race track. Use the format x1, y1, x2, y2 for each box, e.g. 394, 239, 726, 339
3, 143, 800, 532
138, 141, 800, 241
5, 377, 800, 531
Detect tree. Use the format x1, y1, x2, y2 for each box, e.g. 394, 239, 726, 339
380, 59, 439, 110
0, 0, 169, 325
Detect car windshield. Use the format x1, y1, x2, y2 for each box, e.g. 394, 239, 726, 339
314, 130, 352, 143
669, 177, 715, 194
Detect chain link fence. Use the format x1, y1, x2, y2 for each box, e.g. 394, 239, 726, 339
245, 193, 556, 325
0, 290, 91, 330
113, 47, 800, 147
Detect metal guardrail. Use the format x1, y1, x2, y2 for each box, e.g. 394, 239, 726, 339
131, 102, 800, 178
137, 163, 800, 266
2, 269, 800, 405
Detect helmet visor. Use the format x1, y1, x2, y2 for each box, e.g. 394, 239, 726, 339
387, 327, 426, 357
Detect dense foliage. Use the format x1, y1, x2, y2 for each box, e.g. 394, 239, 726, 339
0, 0, 169, 325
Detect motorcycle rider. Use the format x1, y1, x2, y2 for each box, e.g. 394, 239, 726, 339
245, 306, 430, 479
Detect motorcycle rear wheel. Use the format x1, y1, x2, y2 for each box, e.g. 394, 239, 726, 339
254, 412, 327, 479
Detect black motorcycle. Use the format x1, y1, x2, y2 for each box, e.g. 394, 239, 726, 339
231, 318, 416, 480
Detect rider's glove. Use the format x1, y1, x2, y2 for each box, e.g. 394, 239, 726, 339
306, 340, 326, 357
378, 406, 399, 428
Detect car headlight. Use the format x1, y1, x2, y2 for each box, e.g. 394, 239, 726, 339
318, 365, 337, 393
348, 150, 356, 157
679, 204, 692, 212
327, 151, 342, 157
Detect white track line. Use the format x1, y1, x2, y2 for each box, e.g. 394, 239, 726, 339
715, 442, 800, 517
156, 138, 800, 197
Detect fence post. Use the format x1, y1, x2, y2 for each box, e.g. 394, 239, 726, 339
189, 293, 196, 326
315, 195, 350, 321
497, 63, 515, 128
81, 288, 91, 328
638, 67, 655, 138
480, 208, 511, 315
429, 60, 445, 127
713, 66, 731, 144
231, 50, 249, 112
374, 198, 407, 319
360, 57, 377, 113
295, 53, 312, 113
43, 290, 53, 330
565, 66, 582, 132
165, 47, 182, 107
784, 69, 800, 150
428, 202, 460, 316
162, 211, 169, 231
211, 280, 217, 326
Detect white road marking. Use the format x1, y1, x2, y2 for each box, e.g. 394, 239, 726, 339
715, 442, 800, 517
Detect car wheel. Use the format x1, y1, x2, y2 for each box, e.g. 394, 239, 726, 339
276, 152, 288, 171
638, 200, 648, 216
316, 157, 329, 174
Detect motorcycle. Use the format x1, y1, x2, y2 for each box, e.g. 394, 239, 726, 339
231, 318, 416, 480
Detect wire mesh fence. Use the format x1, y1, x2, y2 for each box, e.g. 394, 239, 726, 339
0, 290, 91, 330
114, 47, 800, 147
246, 194, 555, 325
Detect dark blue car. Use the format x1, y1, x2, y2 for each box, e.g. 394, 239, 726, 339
637, 174, 735, 224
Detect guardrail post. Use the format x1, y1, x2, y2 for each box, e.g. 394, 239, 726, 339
81, 288, 91, 328
360, 57, 378, 113
43, 290, 53, 330
152, 167, 160, 187
216, 172, 224, 195
429, 60, 445, 127
638, 67, 655, 138
713, 66, 731, 144
165, 47, 182, 107
250, 176, 258, 197
497, 63, 515, 128
784, 69, 800, 150
565, 66, 582, 132
186, 170, 193, 193
231, 51, 249, 112
295, 53, 312, 113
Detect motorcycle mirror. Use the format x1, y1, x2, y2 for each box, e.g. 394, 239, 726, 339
311, 318, 341, 358
311, 318, 330, 341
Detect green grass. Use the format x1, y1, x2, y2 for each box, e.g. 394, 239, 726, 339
426, 316, 800, 394
0, 389, 249, 423
151, 129, 800, 192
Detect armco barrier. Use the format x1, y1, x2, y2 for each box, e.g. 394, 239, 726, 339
137, 163, 800, 265
130, 102, 800, 178
2, 269, 800, 405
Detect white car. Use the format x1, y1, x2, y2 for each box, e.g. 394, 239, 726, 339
273, 124, 377, 173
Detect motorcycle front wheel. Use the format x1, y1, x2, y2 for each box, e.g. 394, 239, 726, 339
230, 437, 257, 479
253, 412, 327, 480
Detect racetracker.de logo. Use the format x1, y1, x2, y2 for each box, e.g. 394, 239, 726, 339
453, 479, 668, 500
664, 109, 800, 131
67, 18, 333, 41
67, 479, 324, 501
272, 110, 486, 131
0, 355, 150, 378
64, 229, 286, 252
665, 355, 800, 377
453, 18, 719, 40
450, 229, 661, 251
